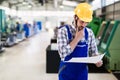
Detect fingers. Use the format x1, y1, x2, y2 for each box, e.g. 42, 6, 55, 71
75, 26, 84, 42
76, 27, 84, 33
76, 27, 79, 32
80, 26, 84, 30
96, 60, 103, 67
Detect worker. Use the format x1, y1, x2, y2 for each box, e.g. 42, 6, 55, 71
16, 22, 21, 32
57, 2, 103, 80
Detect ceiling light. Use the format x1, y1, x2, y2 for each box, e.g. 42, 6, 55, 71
62, 0, 78, 7
28, 5, 32, 8
23, 2, 27, 5
60, 5, 64, 9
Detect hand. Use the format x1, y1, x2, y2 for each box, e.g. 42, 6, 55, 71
69, 27, 84, 51
75, 27, 84, 42
95, 60, 103, 67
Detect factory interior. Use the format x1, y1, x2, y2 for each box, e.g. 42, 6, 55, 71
0, 0, 120, 80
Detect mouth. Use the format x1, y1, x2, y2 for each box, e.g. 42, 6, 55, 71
78, 26, 84, 31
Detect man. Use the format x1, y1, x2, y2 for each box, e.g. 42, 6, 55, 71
57, 3, 103, 80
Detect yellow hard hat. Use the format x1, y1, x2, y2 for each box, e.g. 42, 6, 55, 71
74, 3, 93, 22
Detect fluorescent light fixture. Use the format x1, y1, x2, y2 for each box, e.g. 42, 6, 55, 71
60, 5, 64, 9
62, 0, 78, 7
23, 2, 28, 5
28, 5, 32, 8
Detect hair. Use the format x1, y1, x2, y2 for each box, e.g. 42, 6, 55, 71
72, 15, 79, 28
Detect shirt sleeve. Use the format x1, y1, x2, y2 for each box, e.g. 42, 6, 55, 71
57, 27, 72, 60
88, 29, 99, 56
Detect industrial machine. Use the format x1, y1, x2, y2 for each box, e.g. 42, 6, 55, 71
88, 21, 111, 72
46, 45, 60, 73
1, 15, 17, 47
37, 21, 42, 30
87, 17, 102, 36
96, 21, 110, 47
98, 20, 120, 71
0, 9, 6, 52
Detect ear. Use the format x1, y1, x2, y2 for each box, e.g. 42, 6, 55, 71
74, 15, 78, 20
74, 15, 77, 20
75, 17, 78, 20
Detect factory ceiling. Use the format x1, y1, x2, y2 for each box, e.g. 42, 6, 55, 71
0, 0, 94, 11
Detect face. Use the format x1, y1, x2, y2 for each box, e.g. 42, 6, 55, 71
77, 19, 88, 30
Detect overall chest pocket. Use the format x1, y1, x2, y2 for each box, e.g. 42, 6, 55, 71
77, 40, 88, 47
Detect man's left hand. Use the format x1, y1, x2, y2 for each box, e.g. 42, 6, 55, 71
95, 60, 103, 67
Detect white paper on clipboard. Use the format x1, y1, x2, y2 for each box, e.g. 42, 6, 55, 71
64, 53, 105, 63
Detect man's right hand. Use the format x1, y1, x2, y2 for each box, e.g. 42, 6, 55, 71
75, 27, 84, 43
69, 27, 84, 51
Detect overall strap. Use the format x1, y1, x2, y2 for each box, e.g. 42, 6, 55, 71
65, 25, 72, 41
85, 28, 88, 41
58, 25, 72, 41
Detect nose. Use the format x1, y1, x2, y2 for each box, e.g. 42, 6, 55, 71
81, 21, 88, 26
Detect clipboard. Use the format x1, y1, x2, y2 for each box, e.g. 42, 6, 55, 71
64, 53, 105, 63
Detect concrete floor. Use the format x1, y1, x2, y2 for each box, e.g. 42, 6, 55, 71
0, 31, 118, 80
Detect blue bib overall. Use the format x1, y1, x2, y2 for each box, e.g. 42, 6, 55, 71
59, 25, 88, 80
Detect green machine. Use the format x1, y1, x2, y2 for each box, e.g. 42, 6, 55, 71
0, 9, 6, 32
87, 17, 102, 37
0, 9, 6, 52
88, 21, 111, 72
96, 21, 110, 47
99, 20, 120, 71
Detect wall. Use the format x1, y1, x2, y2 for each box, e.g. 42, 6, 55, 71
95, 1, 120, 20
